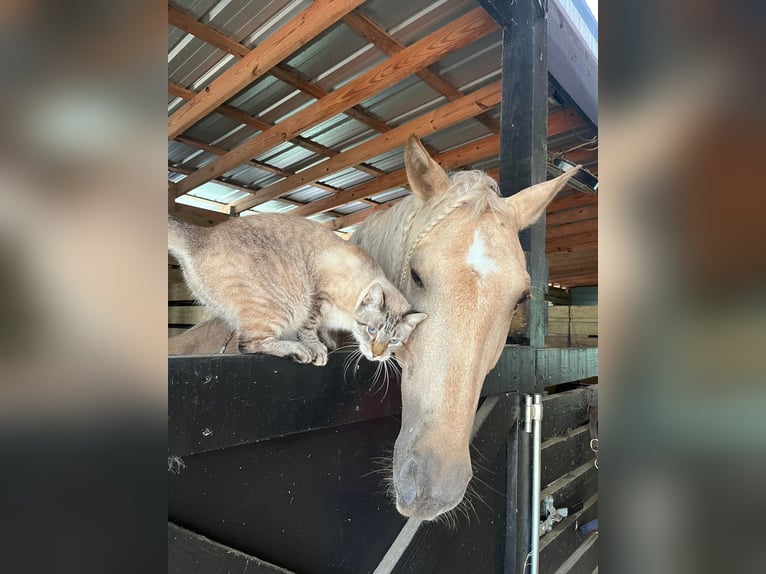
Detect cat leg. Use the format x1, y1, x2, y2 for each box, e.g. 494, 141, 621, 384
318, 328, 338, 351
237, 334, 318, 364
297, 327, 328, 366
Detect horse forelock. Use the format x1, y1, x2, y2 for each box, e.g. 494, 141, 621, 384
352, 170, 512, 288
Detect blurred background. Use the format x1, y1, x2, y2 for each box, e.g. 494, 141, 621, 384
0, 0, 764, 572
600, 0, 766, 572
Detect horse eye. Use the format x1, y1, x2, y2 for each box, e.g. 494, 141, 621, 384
410, 268, 424, 288
367, 325, 377, 335
516, 290, 530, 307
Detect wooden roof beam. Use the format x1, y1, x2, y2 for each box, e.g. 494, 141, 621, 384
328, 166, 502, 231
233, 78, 503, 212
175, 7, 498, 196
167, 0, 366, 139
168, 4, 391, 135
341, 9, 501, 134
168, 81, 384, 180
288, 104, 582, 219
175, 135, 345, 196
291, 134, 501, 218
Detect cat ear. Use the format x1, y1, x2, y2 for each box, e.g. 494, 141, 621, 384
403, 312, 427, 330
405, 134, 450, 201
504, 167, 581, 229
361, 282, 385, 309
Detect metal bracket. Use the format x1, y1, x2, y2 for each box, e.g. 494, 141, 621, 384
523, 396, 543, 433
540, 495, 568, 535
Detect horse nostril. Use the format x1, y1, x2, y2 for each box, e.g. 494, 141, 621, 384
398, 458, 418, 507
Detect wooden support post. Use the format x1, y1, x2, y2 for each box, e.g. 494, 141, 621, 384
488, 0, 550, 352
479, 1, 549, 573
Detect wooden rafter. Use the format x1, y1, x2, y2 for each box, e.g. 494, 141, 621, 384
174, 7, 498, 197
547, 219, 597, 240
288, 106, 583, 219
168, 80, 385, 179
547, 204, 598, 226
168, 0, 366, 139
290, 134, 501, 218
341, 10, 501, 134
168, 4, 391, 135
233, 79, 503, 212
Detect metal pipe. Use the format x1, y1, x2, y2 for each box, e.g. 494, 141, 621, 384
529, 393, 543, 574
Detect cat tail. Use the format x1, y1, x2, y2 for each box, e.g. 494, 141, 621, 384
167, 216, 198, 258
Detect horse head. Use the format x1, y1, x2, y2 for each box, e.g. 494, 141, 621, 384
352, 135, 579, 520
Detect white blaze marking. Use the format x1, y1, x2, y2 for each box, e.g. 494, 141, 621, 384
466, 230, 498, 278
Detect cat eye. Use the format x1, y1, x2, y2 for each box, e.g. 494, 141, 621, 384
410, 268, 424, 288
367, 325, 377, 335
389, 338, 400, 346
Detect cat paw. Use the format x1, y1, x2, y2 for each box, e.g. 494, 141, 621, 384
312, 348, 328, 366
286, 348, 314, 364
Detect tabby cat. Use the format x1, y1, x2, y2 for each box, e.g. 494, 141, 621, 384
168, 214, 425, 366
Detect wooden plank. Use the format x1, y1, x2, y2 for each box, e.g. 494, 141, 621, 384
540, 494, 598, 574
168, 4, 249, 58
540, 461, 598, 519
547, 192, 598, 214
547, 219, 597, 240
547, 232, 598, 254
494, 0, 550, 355
168, 0, 366, 139
545, 335, 598, 349
269, 63, 392, 134
552, 531, 598, 574
295, 104, 578, 220
483, 345, 537, 395
547, 0, 598, 127
233, 80, 503, 212
169, 80, 377, 170
168, 274, 193, 302
541, 425, 595, 488
341, 9, 501, 134
549, 268, 598, 281
548, 248, 598, 267
168, 201, 228, 225
547, 204, 598, 226
168, 522, 294, 574
176, 8, 499, 195
168, 345, 531, 458
539, 386, 597, 440
290, 133, 500, 218
536, 349, 598, 391
548, 306, 598, 321
548, 321, 598, 337
176, 134, 347, 197
168, 305, 212, 326
168, 6, 393, 135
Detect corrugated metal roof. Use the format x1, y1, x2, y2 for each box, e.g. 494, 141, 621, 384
168, 0, 598, 285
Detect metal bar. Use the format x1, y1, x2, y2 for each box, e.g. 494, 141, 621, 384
530, 393, 543, 574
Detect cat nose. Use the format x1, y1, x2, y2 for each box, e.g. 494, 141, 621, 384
372, 342, 386, 356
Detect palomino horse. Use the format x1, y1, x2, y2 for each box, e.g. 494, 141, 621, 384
349, 135, 578, 520
168, 135, 578, 520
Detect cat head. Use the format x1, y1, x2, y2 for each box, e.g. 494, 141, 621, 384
353, 283, 427, 362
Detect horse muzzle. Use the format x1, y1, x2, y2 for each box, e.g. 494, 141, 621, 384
393, 454, 472, 521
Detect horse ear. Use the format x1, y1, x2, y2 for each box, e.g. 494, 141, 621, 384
505, 168, 582, 229
405, 134, 450, 200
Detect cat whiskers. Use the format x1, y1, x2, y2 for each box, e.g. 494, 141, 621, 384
342, 348, 364, 381
369, 356, 401, 403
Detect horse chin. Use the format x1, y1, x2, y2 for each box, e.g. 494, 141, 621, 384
394, 491, 465, 521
